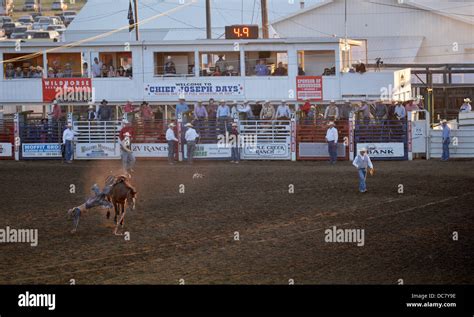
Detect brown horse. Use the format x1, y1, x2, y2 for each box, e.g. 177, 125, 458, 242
106, 175, 137, 235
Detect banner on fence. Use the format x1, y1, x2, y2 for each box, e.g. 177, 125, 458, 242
242, 143, 291, 160
22, 143, 62, 158
296, 76, 323, 101
146, 80, 244, 98
132, 143, 168, 158
299, 143, 346, 158
75, 143, 120, 159
0, 143, 12, 157
356, 143, 405, 158
43, 78, 93, 103
183, 144, 232, 159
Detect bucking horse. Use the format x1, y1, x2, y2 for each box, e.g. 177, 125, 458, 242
67, 174, 137, 235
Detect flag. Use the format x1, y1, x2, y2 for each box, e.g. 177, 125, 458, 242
128, 0, 135, 32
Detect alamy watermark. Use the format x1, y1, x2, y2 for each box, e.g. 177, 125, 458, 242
0, 226, 38, 247
325, 226, 365, 247
217, 132, 257, 149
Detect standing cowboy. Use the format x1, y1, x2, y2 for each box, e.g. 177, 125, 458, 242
185, 123, 199, 164
62, 123, 79, 164
441, 119, 451, 161
230, 122, 240, 164
460, 98, 472, 113
120, 132, 136, 174
324, 100, 340, 121
166, 123, 178, 165
352, 148, 374, 193
325, 121, 338, 164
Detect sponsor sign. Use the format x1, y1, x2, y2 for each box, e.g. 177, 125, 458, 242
132, 143, 169, 158
22, 143, 62, 158
242, 142, 291, 160
356, 143, 405, 158
298, 143, 346, 158
0, 142, 13, 157
296, 76, 323, 101
75, 143, 120, 160
145, 81, 244, 98
183, 143, 232, 159
42, 78, 93, 102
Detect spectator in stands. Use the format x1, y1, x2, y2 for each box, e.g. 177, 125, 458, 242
100, 64, 108, 78
92, 58, 102, 78
355, 60, 366, 74
124, 59, 133, 77
215, 55, 228, 75
374, 102, 388, 124
307, 105, 316, 122
107, 65, 116, 78
56, 68, 64, 78
26, 66, 35, 78
123, 100, 137, 123
50, 100, 63, 122
97, 100, 112, 121
394, 102, 406, 121
117, 66, 126, 77
35, 66, 43, 78
260, 101, 275, 120
14, 67, 23, 78
272, 62, 288, 76
404, 99, 419, 114
441, 119, 451, 161
166, 123, 178, 164
255, 59, 269, 76
5, 63, 15, 79
212, 66, 222, 77
230, 122, 240, 164
87, 104, 97, 121
276, 100, 291, 120
82, 62, 89, 78
460, 98, 472, 113
216, 100, 231, 133
325, 121, 338, 165
298, 64, 306, 76
62, 123, 80, 164
47, 67, 55, 78
324, 101, 340, 121
357, 101, 371, 125
140, 102, 154, 121
176, 97, 190, 123
184, 123, 199, 164
64, 63, 73, 78
237, 101, 254, 120
300, 99, 311, 118
164, 56, 176, 75
207, 98, 217, 120
194, 100, 208, 121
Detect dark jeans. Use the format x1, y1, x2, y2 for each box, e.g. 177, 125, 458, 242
65, 140, 73, 161
187, 141, 196, 163
168, 141, 176, 162
231, 146, 240, 162
442, 138, 450, 160
328, 141, 337, 163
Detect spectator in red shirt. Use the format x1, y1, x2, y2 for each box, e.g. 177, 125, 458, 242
300, 99, 311, 116
140, 102, 154, 121
123, 99, 137, 123
49, 100, 63, 123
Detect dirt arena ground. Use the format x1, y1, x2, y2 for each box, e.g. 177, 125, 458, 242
0, 159, 473, 285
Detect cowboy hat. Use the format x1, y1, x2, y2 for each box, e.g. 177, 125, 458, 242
53, 100, 58, 105
101, 99, 108, 104
464, 98, 472, 103
327, 121, 335, 126
124, 132, 131, 136
360, 147, 367, 152
179, 97, 186, 100
168, 123, 176, 127
441, 119, 448, 124
185, 123, 193, 128
330, 100, 336, 104
231, 122, 238, 126
219, 99, 225, 103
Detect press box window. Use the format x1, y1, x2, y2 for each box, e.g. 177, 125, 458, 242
155, 52, 195, 77
297, 50, 336, 76
245, 51, 288, 76
199, 52, 240, 76
3, 53, 44, 79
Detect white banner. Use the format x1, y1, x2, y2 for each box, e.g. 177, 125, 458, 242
0, 142, 12, 157
242, 143, 291, 160
75, 143, 120, 160
132, 143, 169, 158
356, 143, 405, 158
145, 80, 244, 98
22, 143, 61, 158
184, 143, 232, 159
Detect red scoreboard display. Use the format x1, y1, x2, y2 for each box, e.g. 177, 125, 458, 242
225, 25, 259, 40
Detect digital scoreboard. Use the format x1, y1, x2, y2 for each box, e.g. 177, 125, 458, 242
225, 25, 259, 40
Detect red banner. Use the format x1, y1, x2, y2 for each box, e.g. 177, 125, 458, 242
296, 76, 323, 101
42, 78, 93, 102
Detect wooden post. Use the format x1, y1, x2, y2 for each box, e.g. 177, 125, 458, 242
134, 0, 139, 41
261, 0, 269, 39
206, 0, 212, 40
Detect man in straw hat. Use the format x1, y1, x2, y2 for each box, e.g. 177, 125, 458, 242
62, 123, 80, 164
324, 100, 340, 121
352, 147, 374, 193
166, 122, 179, 165
325, 121, 339, 164
441, 119, 451, 161
184, 123, 200, 164
176, 97, 190, 123
460, 98, 472, 113
230, 122, 240, 164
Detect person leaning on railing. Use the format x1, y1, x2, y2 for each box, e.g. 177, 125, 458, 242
324, 100, 340, 122
260, 101, 275, 120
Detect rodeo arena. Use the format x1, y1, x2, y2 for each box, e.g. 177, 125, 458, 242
0, 0, 473, 314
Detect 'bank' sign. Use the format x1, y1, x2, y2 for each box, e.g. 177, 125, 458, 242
145, 81, 244, 98
356, 143, 405, 159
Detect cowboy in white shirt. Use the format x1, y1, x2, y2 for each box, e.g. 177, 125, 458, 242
276, 100, 291, 120
237, 101, 254, 120
352, 147, 374, 193
185, 123, 200, 164
166, 123, 179, 164
394, 103, 406, 120
62, 123, 80, 163
325, 122, 339, 164
460, 98, 472, 113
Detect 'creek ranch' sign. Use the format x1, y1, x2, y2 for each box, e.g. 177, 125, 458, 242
145, 81, 244, 98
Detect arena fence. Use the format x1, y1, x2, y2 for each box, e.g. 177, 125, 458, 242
131, 119, 169, 159
239, 120, 292, 160
73, 121, 121, 160
354, 119, 409, 161
19, 118, 64, 160
0, 119, 14, 160
297, 120, 349, 161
